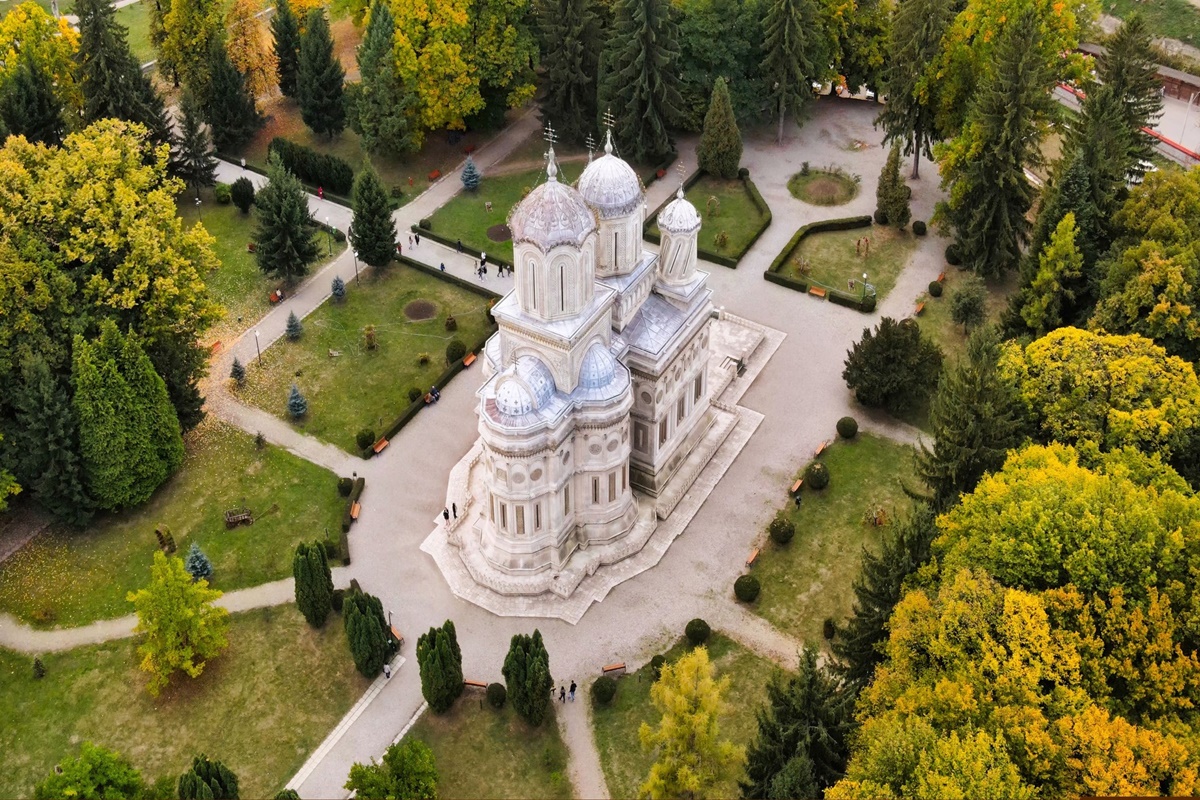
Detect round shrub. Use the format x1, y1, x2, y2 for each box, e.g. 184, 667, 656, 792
836, 416, 858, 439
231, 177, 255, 213
593, 676, 617, 706
823, 618, 836, 640
408, 386, 424, 403
486, 682, 507, 708
738, 167, 750, 179
330, 588, 345, 612
862, 294, 877, 312
355, 429, 375, 451
769, 516, 795, 545
913, 220, 927, 236
928, 280, 943, 298
945, 244, 962, 266
734, 574, 761, 603
337, 477, 353, 497
650, 654, 667, 680
686, 618, 711, 646
214, 182, 232, 204
445, 315, 458, 332
873, 209, 888, 225
418, 218, 432, 230
806, 461, 830, 490
446, 339, 467, 363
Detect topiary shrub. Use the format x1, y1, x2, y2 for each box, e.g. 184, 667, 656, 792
338, 477, 353, 496
738, 167, 750, 179
445, 315, 457, 332
355, 429, 375, 451
231, 177, 255, 212
214, 182, 232, 204
734, 574, 760, 602
836, 416, 858, 439
945, 244, 962, 266
685, 618, 711, 646
330, 588, 345, 612
419, 218, 432, 230
446, 339, 467, 363
928, 280, 943, 298
768, 516, 795, 545
487, 682, 507, 708
650, 654, 666, 680
408, 386, 424, 403
593, 675, 617, 706
913, 220, 927, 236
873, 209, 887, 225
823, 618, 836, 640
805, 461, 830, 490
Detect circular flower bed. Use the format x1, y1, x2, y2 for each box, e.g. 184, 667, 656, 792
404, 300, 437, 320
788, 170, 859, 206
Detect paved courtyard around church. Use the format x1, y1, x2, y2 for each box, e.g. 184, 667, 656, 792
0, 99, 941, 798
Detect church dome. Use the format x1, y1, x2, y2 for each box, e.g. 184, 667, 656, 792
578, 131, 643, 219
657, 185, 701, 234
514, 355, 556, 406
493, 356, 555, 416
578, 343, 616, 389
508, 153, 596, 252
495, 378, 535, 416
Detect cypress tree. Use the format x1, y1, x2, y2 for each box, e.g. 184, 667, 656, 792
202, 38, 264, 152
912, 327, 1026, 511
761, 0, 826, 144
349, 166, 397, 268
185, 542, 214, 582
417, 620, 464, 712
253, 154, 321, 282
175, 92, 218, 199
271, 0, 302, 99
178, 755, 239, 799
0, 51, 63, 146
293, 541, 332, 626
75, 0, 174, 146
286, 311, 303, 341
877, 143, 910, 229
351, 1, 417, 156
1096, 14, 1162, 181
696, 77, 742, 179
297, 10, 346, 138
1021, 213, 1085, 337
460, 156, 482, 191
287, 384, 307, 418
72, 332, 132, 511
344, 591, 390, 677
119, 329, 184, 486
599, 0, 683, 163
538, 0, 600, 145
502, 629, 553, 726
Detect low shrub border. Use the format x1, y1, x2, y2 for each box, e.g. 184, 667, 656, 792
763, 215, 877, 312
268, 138, 354, 194
409, 223, 515, 271
643, 169, 772, 268
339, 476, 366, 555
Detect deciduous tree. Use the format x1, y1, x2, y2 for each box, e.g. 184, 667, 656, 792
253, 154, 320, 282
297, 10, 346, 138
344, 740, 438, 799
502, 629, 553, 725
160, 0, 223, 100
391, 0, 482, 131
34, 743, 145, 800
0, 3, 81, 117
350, 165, 398, 268
226, 0, 278, 99
696, 77, 741, 179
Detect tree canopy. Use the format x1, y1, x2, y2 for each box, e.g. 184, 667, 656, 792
344, 739, 438, 799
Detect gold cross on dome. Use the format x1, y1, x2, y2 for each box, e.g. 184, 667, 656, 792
602, 108, 615, 131
543, 122, 558, 147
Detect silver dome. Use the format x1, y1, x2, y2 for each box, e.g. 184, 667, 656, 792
578, 131, 643, 219
657, 184, 701, 234
494, 378, 535, 416
578, 343, 616, 389
508, 149, 597, 252
514, 355, 556, 407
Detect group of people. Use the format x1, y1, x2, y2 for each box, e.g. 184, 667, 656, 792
557, 681, 577, 702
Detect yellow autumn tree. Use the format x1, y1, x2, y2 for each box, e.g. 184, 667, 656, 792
1055, 705, 1198, 796
391, 0, 481, 131
226, 0, 278, 98
0, 2, 81, 116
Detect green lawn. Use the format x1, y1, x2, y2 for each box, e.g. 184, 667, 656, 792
406, 697, 572, 799
0, 420, 345, 628
115, 0, 154, 65
785, 225, 918, 302
0, 606, 369, 799
239, 263, 495, 452
591, 633, 782, 800
648, 174, 770, 261
427, 164, 583, 264
1, 0, 72, 20
751, 434, 918, 643
1106, 0, 1200, 46
914, 269, 1018, 364
788, 170, 860, 206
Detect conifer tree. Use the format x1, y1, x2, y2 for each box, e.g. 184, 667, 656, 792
913, 327, 1026, 511
331, 275, 346, 302
230, 176, 255, 213
271, 0, 302, 99
1068, 82, 1133, 245
1097, 14, 1162, 181
286, 310, 303, 341
297, 10, 346, 138
696, 77, 741, 179
174, 92, 218, 198
349, 166, 397, 268
287, 384, 307, 418
761, 0, 826, 144
599, 0, 683, 163
460, 155, 482, 191
0, 50, 63, 146
253, 154, 320, 282
351, 1, 416, 156
344, 590, 391, 677
876, 143, 911, 229
203, 38, 264, 151
538, 0, 600, 145
119, 328, 185, 483
292, 541, 332, 627
230, 357, 246, 384
742, 647, 853, 797
875, 0, 954, 178
417, 620, 465, 712
185, 542, 214, 582
1022, 213, 1084, 337
178, 755, 239, 799
75, 0, 173, 146
502, 629, 553, 726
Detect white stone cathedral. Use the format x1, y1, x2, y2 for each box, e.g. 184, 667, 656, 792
468, 131, 715, 583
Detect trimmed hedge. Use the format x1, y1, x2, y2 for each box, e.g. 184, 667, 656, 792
836, 416, 858, 439
340, 477, 366, 543
268, 138, 354, 195
643, 169, 771, 268
685, 618, 711, 645
764, 215, 874, 307
593, 675, 618, 706
487, 682, 507, 708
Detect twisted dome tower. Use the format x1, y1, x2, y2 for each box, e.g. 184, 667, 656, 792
656, 184, 701, 285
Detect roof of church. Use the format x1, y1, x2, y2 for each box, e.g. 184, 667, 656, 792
508, 147, 597, 252
657, 184, 702, 234
577, 131, 643, 219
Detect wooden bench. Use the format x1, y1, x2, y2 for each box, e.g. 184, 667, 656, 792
464, 679, 489, 690
808, 286, 827, 298
390, 626, 405, 649
937, 271, 945, 283
350, 502, 361, 520
815, 440, 830, 457
915, 302, 926, 315
463, 352, 477, 367
790, 478, 804, 495
601, 662, 627, 677
372, 438, 389, 454
746, 547, 760, 568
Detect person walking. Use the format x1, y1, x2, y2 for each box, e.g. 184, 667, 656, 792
443, 507, 450, 522
569, 680, 576, 702
415, 232, 421, 246
408, 234, 414, 248
456, 239, 463, 253
559, 686, 566, 703
440, 262, 446, 272
452, 502, 458, 518
383, 663, 391, 679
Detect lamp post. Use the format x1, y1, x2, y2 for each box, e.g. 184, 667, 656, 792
349, 224, 360, 284
352, 250, 360, 284
195, 195, 203, 223
861, 272, 868, 302
254, 329, 261, 363
325, 215, 333, 257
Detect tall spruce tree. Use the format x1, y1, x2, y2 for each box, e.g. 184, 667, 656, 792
502, 629, 553, 726
349, 166, 397, 268
417, 620, 465, 712
832, 506, 937, 690
876, 0, 954, 178
253, 154, 321, 282
203, 38, 264, 152
351, 1, 416, 156
741, 647, 854, 797
1097, 14, 1162, 182
119, 328, 185, 484
174, 92, 218, 198
538, 0, 600, 145
75, 0, 173, 146
940, 9, 1056, 277
599, 0, 683, 163
271, 0, 302, 99
761, 0, 826, 144
913, 327, 1026, 511
8, 357, 94, 526
297, 10, 346, 138
0, 51, 63, 146
696, 76, 741, 179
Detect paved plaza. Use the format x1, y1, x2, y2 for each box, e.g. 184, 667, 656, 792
0, 99, 937, 799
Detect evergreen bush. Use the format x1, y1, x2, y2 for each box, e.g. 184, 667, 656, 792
696, 77, 742, 179
768, 516, 795, 545
33, 657, 45, 679
592, 675, 617, 706
331, 275, 346, 301
417, 620, 465, 712
357, 429, 375, 450
928, 280, 943, 298
650, 654, 666, 679
836, 416, 858, 439
913, 220, 927, 236
293, 541, 333, 627
945, 244, 962, 266
738, 167, 750, 179
230, 358, 245, 385
344, 590, 393, 677
734, 574, 761, 602
231, 177, 255, 212
503, 630, 554, 726
177, 755, 238, 800
461, 156, 482, 191
287, 385, 308, 419
487, 682, 507, 708
267, 137, 354, 194
286, 311, 303, 340
873, 209, 888, 225
184, 542, 214, 582
408, 386, 424, 403
338, 477, 353, 496
952, 277, 987, 329
805, 461, 830, 490
685, 618, 711, 645
214, 183, 232, 204
445, 315, 457, 332
446, 339, 467, 363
